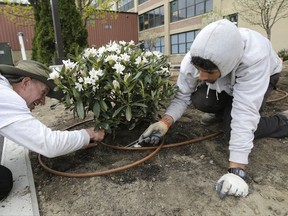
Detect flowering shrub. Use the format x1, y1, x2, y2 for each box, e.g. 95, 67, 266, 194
49, 41, 178, 134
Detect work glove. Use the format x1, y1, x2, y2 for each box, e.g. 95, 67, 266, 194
215, 173, 249, 198
139, 120, 169, 145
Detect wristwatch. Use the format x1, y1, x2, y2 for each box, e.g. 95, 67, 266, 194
228, 167, 246, 179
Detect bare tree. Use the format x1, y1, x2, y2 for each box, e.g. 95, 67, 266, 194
233, 0, 288, 40
140, 31, 162, 51
1, 0, 119, 27
76, 0, 120, 27
202, 8, 226, 27
1, 0, 34, 26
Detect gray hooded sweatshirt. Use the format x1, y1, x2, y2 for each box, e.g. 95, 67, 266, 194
165, 19, 282, 165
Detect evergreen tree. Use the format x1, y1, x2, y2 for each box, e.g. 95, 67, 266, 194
58, 0, 88, 57
30, 0, 88, 65
31, 0, 56, 65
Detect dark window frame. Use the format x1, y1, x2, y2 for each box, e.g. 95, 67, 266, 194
170, 0, 213, 22
170, 30, 200, 54
118, 0, 134, 12
139, 6, 164, 31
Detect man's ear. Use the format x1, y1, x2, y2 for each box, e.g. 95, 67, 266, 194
21, 77, 32, 89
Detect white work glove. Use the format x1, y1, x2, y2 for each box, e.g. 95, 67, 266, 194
139, 120, 169, 145
215, 173, 249, 198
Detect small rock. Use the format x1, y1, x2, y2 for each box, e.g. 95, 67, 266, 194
276, 196, 285, 202
253, 176, 263, 184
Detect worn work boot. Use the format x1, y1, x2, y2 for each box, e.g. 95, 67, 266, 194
200, 113, 223, 126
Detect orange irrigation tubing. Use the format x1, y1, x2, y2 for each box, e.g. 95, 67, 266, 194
38, 118, 223, 177
266, 89, 288, 103
100, 131, 223, 150
38, 139, 165, 178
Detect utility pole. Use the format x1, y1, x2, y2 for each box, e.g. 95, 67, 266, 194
50, 0, 66, 65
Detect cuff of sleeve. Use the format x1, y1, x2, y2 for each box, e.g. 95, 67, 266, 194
80, 129, 91, 147
229, 150, 249, 165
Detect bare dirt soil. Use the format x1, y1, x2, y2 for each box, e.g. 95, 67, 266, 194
30, 62, 288, 216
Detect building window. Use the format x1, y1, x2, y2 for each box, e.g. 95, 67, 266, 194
170, 30, 200, 54
118, 0, 134, 11
139, 6, 164, 31
103, 24, 112, 29
141, 36, 165, 53
138, 0, 148, 4
170, 0, 213, 22
154, 37, 165, 53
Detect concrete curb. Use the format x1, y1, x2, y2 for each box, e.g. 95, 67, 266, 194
0, 138, 39, 216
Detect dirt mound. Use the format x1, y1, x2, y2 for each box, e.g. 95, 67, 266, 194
30, 67, 288, 216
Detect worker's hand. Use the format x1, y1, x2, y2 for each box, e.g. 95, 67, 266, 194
139, 120, 169, 145
215, 173, 249, 198
85, 127, 105, 142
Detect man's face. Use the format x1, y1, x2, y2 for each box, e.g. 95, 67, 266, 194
194, 66, 221, 84
18, 77, 50, 111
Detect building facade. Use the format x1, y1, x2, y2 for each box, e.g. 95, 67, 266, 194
0, 2, 138, 62
117, 0, 288, 64
1, 1, 287, 64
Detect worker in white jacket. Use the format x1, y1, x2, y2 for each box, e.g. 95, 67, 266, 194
0, 60, 105, 200
140, 19, 285, 198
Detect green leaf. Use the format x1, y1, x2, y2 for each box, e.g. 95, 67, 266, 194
125, 106, 132, 121
132, 72, 142, 81
76, 101, 85, 119
126, 83, 136, 93
131, 102, 147, 108
99, 122, 110, 131
65, 94, 71, 106
93, 101, 100, 118
100, 99, 108, 111
72, 88, 80, 99
112, 105, 125, 118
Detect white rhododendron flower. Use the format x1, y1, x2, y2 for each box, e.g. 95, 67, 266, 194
152, 51, 162, 58
105, 54, 118, 63
107, 41, 120, 53
112, 80, 120, 89
63, 59, 78, 70
78, 77, 84, 83
124, 73, 131, 82
113, 62, 125, 74
120, 53, 130, 62
128, 40, 135, 45
89, 68, 103, 80
92, 85, 99, 91
119, 41, 126, 46
84, 77, 94, 85
48, 68, 60, 80
144, 51, 152, 57
75, 82, 83, 91
83, 47, 97, 58
161, 67, 170, 73
135, 56, 148, 65
97, 46, 106, 56
135, 56, 142, 65
52, 40, 178, 134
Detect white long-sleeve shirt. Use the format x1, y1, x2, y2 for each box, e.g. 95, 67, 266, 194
0, 74, 90, 158
165, 20, 282, 165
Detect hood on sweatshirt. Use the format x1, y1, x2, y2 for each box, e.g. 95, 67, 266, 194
190, 19, 244, 78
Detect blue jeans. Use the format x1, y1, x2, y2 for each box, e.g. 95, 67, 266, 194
191, 73, 288, 139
